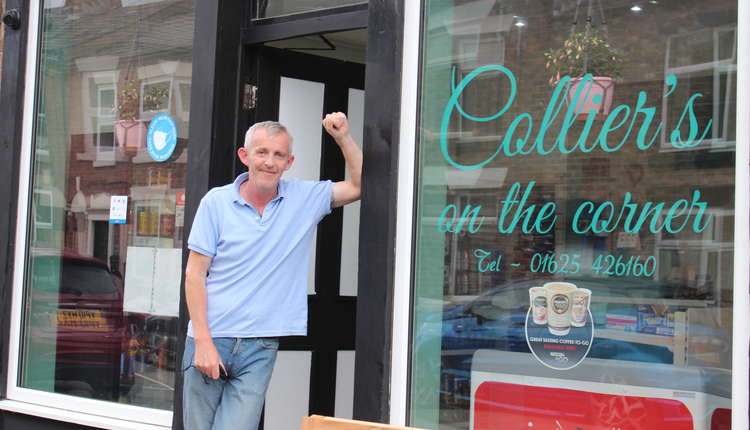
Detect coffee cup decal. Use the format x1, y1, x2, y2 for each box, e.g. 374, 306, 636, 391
544, 282, 577, 336
571, 288, 592, 327
527, 282, 593, 336
525, 281, 594, 370
529, 287, 547, 324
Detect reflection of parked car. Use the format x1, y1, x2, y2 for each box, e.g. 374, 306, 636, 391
28, 250, 131, 400
125, 313, 179, 371
435, 277, 729, 409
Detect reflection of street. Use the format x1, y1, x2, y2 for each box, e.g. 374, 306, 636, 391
121, 359, 175, 410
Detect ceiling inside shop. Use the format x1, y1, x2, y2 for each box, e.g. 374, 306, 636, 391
264, 29, 368, 64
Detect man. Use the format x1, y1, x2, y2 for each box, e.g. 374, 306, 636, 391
182, 112, 361, 430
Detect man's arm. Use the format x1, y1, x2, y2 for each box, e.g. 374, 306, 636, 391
323, 112, 362, 208
184, 250, 225, 379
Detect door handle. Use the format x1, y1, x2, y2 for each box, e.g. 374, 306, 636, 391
1, 9, 21, 30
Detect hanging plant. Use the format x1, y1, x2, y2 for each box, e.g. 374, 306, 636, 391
543, 29, 626, 85
116, 79, 141, 121
543, 29, 625, 118
115, 79, 147, 153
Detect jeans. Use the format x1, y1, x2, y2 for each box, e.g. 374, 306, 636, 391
182, 336, 279, 430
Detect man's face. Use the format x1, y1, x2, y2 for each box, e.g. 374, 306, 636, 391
238, 128, 294, 193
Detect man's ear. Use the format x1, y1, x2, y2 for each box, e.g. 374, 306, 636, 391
284, 154, 295, 171
237, 147, 249, 166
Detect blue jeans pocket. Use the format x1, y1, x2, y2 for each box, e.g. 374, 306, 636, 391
182, 337, 196, 372
260, 337, 279, 350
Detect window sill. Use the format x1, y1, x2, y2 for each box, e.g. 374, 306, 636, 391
0, 400, 171, 430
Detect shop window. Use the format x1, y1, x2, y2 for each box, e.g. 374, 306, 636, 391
8, 0, 195, 426
409, 1, 737, 429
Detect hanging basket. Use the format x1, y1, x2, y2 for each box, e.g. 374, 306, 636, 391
568, 76, 615, 120
115, 119, 148, 153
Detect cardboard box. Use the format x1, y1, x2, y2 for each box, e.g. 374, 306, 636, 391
301, 415, 425, 430
637, 305, 675, 337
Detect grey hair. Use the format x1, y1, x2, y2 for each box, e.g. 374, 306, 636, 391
244, 121, 293, 154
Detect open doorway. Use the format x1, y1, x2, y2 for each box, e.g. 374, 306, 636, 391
243, 29, 367, 430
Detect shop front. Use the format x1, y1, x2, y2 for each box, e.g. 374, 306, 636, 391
0, 0, 747, 429
0, 1, 397, 429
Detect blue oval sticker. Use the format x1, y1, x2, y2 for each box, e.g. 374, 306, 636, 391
147, 114, 177, 162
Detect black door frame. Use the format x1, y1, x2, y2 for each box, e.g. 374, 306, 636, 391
246, 46, 364, 422
179, 0, 404, 427
0, 0, 30, 401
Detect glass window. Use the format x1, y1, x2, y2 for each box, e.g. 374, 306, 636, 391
410, 1, 737, 429
20, 0, 194, 412
255, 0, 367, 19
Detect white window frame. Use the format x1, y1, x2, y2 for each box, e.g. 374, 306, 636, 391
81, 71, 118, 164
0, 2, 172, 428
390, 1, 750, 428
660, 25, 738, 153
174, 79, 191, 123
32, 189, 53, 230
389, 0, 420, 425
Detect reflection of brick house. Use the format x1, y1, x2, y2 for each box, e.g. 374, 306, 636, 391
63, 135, 188, 275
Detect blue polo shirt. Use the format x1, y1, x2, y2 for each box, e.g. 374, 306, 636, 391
187, 172, 333, 338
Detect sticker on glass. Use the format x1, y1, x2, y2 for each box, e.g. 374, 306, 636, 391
525, 282, 593, 370
109, 196, 128, 224
146, 113, 177, 162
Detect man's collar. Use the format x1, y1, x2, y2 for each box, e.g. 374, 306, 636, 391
232, 172, 287, 205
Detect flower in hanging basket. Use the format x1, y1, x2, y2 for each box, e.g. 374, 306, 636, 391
115, 79, 146, 153
116, 79, 140, 121
543, 29, 626, 84
544, 30, 626, 118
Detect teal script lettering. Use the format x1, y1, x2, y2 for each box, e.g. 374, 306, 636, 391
571, 190, 713, 234
437, 204, 484, 233
440, 67, 712, 170
473, 249, 503, 272
497, 182, 557, 234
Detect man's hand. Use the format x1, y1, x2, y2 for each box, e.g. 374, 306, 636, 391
185, 250, 225, 379
322, 112, 362, 207
194, 338, 226, 379
323, 112, 350, 141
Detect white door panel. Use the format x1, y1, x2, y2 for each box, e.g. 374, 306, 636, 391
278, 77, 325, 295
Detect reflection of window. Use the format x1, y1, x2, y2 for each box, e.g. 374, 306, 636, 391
95, 81, 116, 159
97, 83, 116, 117
661, 26, 736, 151
176, 80, 191, 121
83, 72, 118, 163
95, 118, 115, 158
33, 189, 53, 229
140, 79, 172, 115
136, 204, 160, 237
35, 112, 49, 157
655, 209, 733, 301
